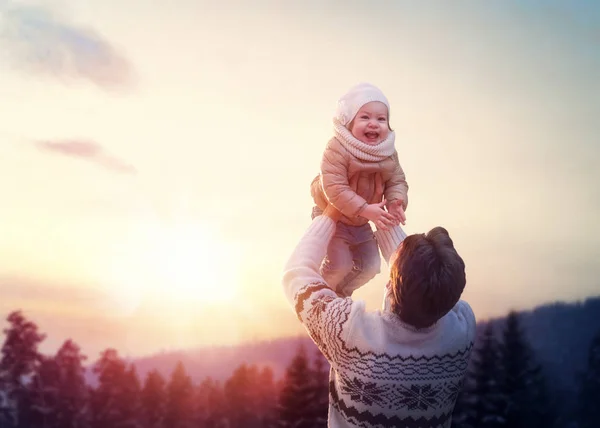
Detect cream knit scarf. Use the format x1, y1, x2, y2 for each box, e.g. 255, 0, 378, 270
333, 118, 396, 162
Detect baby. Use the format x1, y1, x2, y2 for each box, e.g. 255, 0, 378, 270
311, 82, 409, 297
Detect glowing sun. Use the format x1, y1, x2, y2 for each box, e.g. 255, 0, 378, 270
101, 217, 242, 314
145, 222, 239, 304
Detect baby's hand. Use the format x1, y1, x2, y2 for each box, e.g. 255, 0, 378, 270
360, 201, 396, 230
387, 200, 406, 225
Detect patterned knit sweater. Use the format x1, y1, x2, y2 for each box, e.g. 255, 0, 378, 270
282, 216, 476, 428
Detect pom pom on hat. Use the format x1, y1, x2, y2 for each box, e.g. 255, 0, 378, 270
334, 82, 390, 126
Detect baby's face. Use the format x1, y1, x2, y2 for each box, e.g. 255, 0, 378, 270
349, 101, 389, 145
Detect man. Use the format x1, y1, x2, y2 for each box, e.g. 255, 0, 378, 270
282, 176, 476, 427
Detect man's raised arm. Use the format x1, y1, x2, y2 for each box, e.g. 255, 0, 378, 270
374, 224, 407, 311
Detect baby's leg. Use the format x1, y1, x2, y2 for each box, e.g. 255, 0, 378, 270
321, 226, 354, 293
339, 237, 381, 297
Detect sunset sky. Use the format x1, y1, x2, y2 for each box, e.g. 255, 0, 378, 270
1, 0, 598, 360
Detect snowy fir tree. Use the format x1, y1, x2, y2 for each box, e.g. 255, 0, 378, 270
577, 329, 600, 428
0, 310, 45, 428
163, 361, 195, 428
20, 343, 90, 428
223, 363, 260, 428
141, 369, 167, 428
53, 339, 90, 428
277, 346, 318, 428
526, 362, 557, 427
20, 343, 91, 428
19, 355, 61, 428
499, 312, 530, 427
195, 377, 227, 428
311, 350, 329, 427
464, 323, 506, 428
499, 311, 555, 428
119, 363, 143, 428
256, 366, 278, 428
0, 388, 11, 428
89, 348, 137, 428
452, 316, 557, 428
451, 386, 469, 428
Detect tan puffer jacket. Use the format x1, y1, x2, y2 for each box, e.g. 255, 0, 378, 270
311, 137, 409, 226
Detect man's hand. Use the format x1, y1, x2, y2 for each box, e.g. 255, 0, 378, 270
387, 200, 406, 225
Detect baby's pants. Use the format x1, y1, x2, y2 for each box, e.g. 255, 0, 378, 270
312, 207, 381, 297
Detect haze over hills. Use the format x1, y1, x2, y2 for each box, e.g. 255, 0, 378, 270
119, 296, 600, 396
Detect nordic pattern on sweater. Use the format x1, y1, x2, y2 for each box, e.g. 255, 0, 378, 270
282, 216, 476, 428
295, 283, 471, 381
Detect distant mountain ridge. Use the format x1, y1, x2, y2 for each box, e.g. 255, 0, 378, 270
129, 335, 313, 384
124, 296, 600, 397
481, 296, 600, 396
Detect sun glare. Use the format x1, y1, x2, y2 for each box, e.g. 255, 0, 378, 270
147, 223, 237, 304
102, 217, 241, 317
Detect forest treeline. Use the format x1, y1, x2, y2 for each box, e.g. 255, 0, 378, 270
0, 309, 598, 428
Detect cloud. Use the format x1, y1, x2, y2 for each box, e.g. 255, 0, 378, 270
0, 274, 136, 359
35, 139, 137, 174
0, 274, 107, 310
0, 273, 145, 321
0, 1, 134, 90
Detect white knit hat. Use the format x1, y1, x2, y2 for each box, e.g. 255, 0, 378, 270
334, 82, 390, 126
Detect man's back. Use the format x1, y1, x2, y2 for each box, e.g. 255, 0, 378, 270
324, 298, 475, 428
282, 215, 476, 427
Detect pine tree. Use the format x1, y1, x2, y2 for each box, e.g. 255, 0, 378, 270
499, 311, 555, 428
164, 361, 194, 428
89, 348, 131, 428
0, 391, 12, 428
256, 366, 278, 428
141, 369, 166, 428
54, 339, 90, 428
0, 311, 46, 428
527, 364, 557, 428
119, 364, 143, 428
195, 377, 227, 428
0, 388, 12, 428
578, 329, 600, 428
311, 351, 329, 427
277, 346, 316, 428
451, 387, 470, 428
20, 355, 61, 428
224, 364, 261, 428
500, 312, 530, 427
464, 323, 505, 428
16, 339, 90, 428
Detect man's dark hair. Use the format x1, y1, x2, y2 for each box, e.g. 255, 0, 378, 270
389, 227, 466, 328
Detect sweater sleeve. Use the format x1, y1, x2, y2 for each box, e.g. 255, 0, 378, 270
383, 151, 409, 210
374, 225, 407, 265
282, 216, 357, 364
454, 300, 477, 344
373, 225, 408, 312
